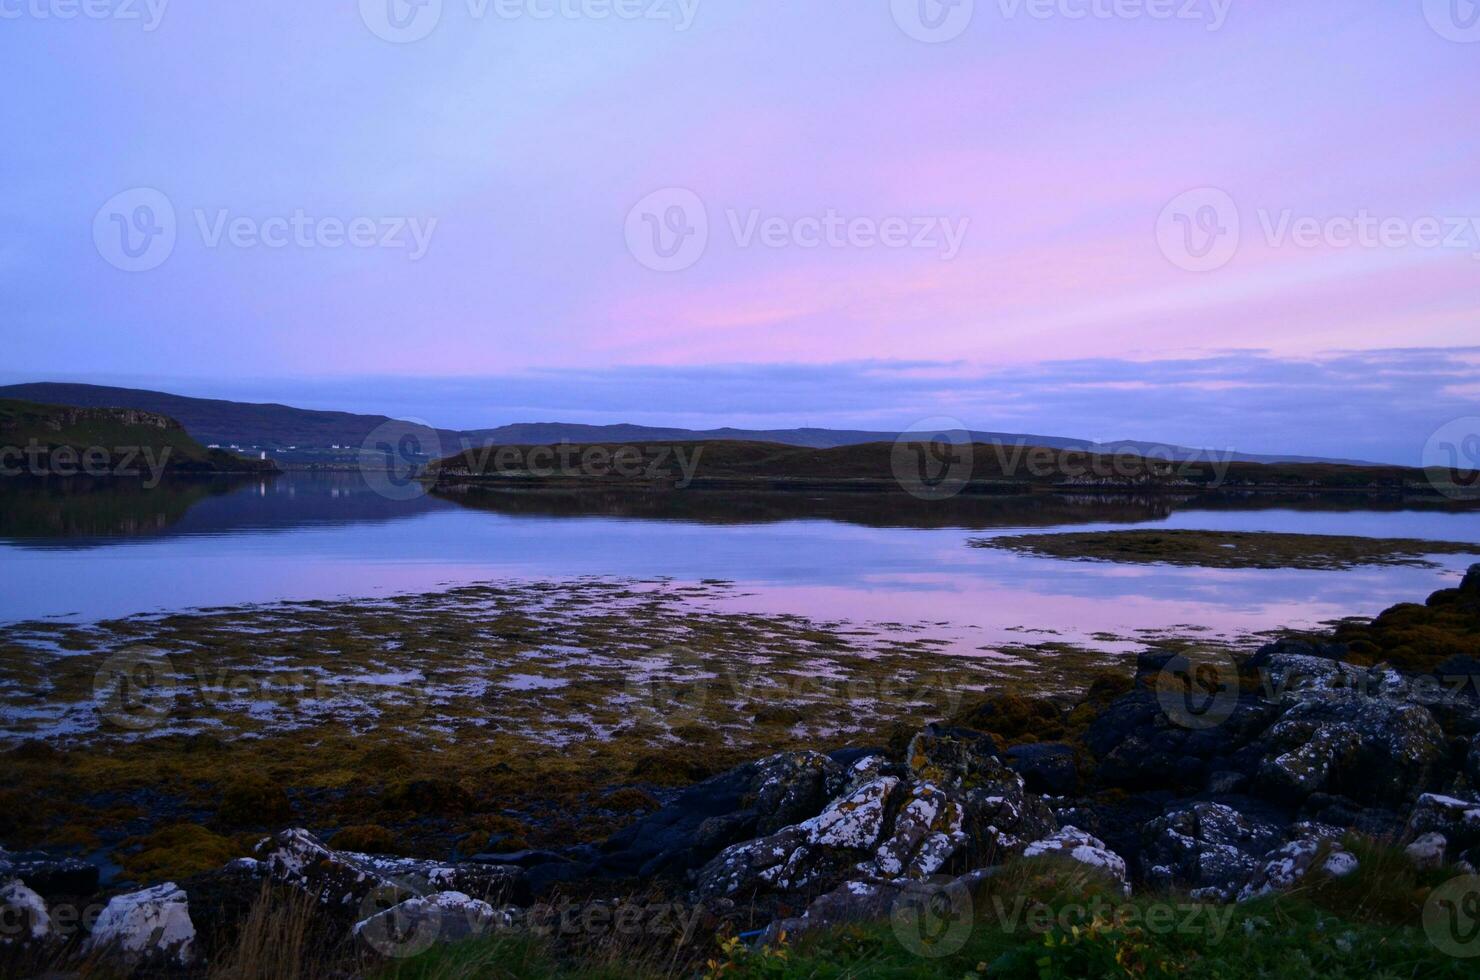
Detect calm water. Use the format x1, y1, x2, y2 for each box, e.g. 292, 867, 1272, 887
2, 473, 1479, 650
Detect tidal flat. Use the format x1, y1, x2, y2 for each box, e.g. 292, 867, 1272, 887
0, 578, 1157, 883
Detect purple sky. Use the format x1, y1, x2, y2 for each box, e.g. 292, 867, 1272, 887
2, 2, 1477, 462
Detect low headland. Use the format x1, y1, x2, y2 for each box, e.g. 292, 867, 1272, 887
0, 399, 279, 482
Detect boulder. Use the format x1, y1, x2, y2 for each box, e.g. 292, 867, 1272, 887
1085, 691, 1275, 792
0, 849, 98, 900
0, 878, 50, 948
254, 829, 523, 917
597, 750, 845, 878
1405, 832, 1448, 870
1004, 743, 1079, 796
85, 882, 196, 969
1140, 802, 1282, 901
1248, 653, 1368, 702
1237, 833, 1357, 901
1403, 793, 1480, 852
693, 777, 898, 898
858, 782, 966, 881
905, 726, 1002, 790
908, 725, 1056, 862
353, 891, 510, 956
1021, 826, 1130, 895
1255, 698, 1447, 807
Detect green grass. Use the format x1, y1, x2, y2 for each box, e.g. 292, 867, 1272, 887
371, 852, 1478, 980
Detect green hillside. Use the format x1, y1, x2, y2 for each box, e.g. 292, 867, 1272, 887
0, 399, 279, 479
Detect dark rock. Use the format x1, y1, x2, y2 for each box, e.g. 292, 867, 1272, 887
828, 747, 889, 768
1245, 638, 1348, 674
1141, 802, 1282, 901
693, 777, 899, 899
1404, 793, 1480, 851
1254, 697, 1447, 807
467, 849, 570, 870
1005, 742, 1079, 796
1084, 691, 1274, 792
597, 750, 845, 879
1461, 563, 1480, 596
0, 849, 99, 900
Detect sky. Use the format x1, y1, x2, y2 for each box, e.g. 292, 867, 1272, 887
1, 1, 1477, 463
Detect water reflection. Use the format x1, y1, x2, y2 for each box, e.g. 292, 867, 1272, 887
1, 474, 1478, 642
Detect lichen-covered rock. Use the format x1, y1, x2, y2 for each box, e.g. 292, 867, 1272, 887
957, 758, 1057, 861
1404, 793, 1480, 851
597, 750, 844, 878
1252, 654, 1369, 702
858, 782, 965, 881
0, 878, 50, 947
1141, 802, 1282, 901
1255, 698, 1446, 807
254, 829, 523, 915
749, 751, 849, 835
353, 890, 509, 955
1021, 826, 1130, 895
693, 777, 898, 898
257, 828, 388, 910
906, 726, 1003, 790
1237, 836, 1357, 901
85, 882, 196, 969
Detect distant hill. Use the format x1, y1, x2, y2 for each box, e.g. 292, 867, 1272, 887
0, 382, 1378, 466
0, 398, 278, 477
432, 438, 1422, 494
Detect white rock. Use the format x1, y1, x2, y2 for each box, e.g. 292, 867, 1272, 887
353, 890, 508, 954
1404, 832, 1447, 870
0, 878, 50, 945
1238, 838, 1358, 901
86, 882, 196, 967
1022, 826, 1130, 895
801, 777, 897, 850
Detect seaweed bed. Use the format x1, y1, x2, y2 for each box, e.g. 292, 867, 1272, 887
0, 578, 1159, 883
972, 529, 1480, 570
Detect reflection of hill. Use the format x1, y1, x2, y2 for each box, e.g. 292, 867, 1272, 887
0, 476, 262, 541
433, 485, 1184, 530
0, 474, 456, 549
437, 486, 1480, 530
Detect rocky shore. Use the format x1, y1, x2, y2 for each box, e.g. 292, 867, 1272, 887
4, 566, 1480, 976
